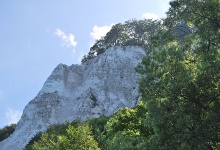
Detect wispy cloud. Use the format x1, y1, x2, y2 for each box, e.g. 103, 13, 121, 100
142, 13, 159, 20
5, 108, 22, 125
54, 28, 77, 52
0, 87, 3, 99
90, 24, 114, 41
46, 29, 51, 33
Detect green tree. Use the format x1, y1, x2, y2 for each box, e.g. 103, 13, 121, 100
81, 19, 162, 63
104, 23, 128, 47
0, 124, 16, 142
26, 122, 100, 150
65, 124, 100, 150
85, 117, 109, 148
106, 104, 151, 138
104, 132, 146, 150
137, 0, 220, 149
102, 103, 152, 149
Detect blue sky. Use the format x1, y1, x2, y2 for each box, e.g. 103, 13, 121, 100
0, 0, 170, 128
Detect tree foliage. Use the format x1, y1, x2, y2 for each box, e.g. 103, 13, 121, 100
25, 121, 100, 150
137, 0, 220, 149
81, 19, 162, 63
0, 124, 16, 142
103, 103, 151, 150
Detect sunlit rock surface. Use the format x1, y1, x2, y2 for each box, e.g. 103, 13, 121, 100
0, 46, 145, 150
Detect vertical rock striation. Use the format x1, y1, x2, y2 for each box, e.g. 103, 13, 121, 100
0, 46, 145, 150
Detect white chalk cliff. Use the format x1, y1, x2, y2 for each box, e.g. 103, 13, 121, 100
0, 46, 145, 150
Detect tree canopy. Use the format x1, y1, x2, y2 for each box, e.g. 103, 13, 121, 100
0, 124, 16, 142
137, 0, 220, 149
81, 19, 162, 63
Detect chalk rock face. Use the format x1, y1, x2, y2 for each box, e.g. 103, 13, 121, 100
0, 46, 145, 150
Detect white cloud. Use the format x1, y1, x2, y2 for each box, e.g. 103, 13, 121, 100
54, 28, 77, 52
5, 108, 22, 125
142, 13, 159, 20
90, 24, 114, 41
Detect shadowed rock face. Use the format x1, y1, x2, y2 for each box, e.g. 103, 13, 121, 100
0, 46, 145, 150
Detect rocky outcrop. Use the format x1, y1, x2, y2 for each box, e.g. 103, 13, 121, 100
0, 46, 145, 150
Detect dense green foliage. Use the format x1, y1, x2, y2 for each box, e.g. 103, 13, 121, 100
25, 120, 100, 150
137, 0, 220, 149
81, 19, 162, 63
9, 0, 220, 149
98, 102, 151, 149
0, 124, 16, 142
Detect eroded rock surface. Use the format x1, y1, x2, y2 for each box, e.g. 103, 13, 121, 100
0, 46, 145, 150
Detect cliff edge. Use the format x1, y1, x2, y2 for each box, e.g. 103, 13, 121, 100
0, 46, 145, 150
